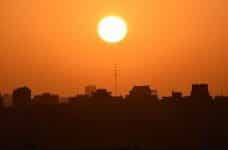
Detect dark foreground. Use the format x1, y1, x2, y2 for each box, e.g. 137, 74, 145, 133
0, 103, 227, 150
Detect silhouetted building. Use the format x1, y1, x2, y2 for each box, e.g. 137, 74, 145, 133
85, 85, 96, 96
92, 89, 111, 97
33, 93, 59, 105
129, 86, 156, 97
191, 84, 210, 98
12, 86, 31, 107
126, 85, 158, 104
91, 89, 112, 103
190, 84, 211, 103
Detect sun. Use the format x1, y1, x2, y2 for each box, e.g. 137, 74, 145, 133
98, 16, 128, 43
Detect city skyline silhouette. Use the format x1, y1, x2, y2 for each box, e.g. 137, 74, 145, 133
0, 83, 228, 149
0, 83, 228, 106
0, 83, 228, 107
0, 0, 227, 149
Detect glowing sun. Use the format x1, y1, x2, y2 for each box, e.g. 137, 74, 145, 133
98, 16, 128, 43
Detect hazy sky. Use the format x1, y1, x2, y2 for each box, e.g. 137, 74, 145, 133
0, 0, 227, 96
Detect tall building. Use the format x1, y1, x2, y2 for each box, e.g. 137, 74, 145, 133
126, 85, 158, 103
129, 86, 153, 97
12, 86, 31, 107
190, 84, 211, 103
85, 85, 96, 96
191, 84, 210, 98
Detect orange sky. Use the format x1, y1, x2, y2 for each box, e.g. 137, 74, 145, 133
0, 0, 227, 96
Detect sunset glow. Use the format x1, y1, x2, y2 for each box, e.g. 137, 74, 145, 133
0, 0, 226, 96
0, 1, 227, 148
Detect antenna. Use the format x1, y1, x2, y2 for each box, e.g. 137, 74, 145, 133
114, 64, 118, 96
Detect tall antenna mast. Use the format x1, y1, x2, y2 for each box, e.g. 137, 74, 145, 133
114, 64, 118, 96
